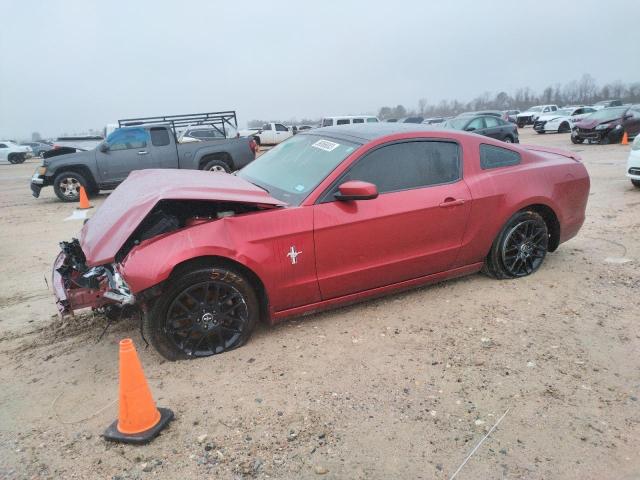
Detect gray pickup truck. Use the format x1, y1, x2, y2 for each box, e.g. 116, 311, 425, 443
31, 113, 257, 202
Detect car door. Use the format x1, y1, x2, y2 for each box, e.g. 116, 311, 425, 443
466, 117, 487, 136
148, 127, 179, 168
96, 127, 154, 183
0, 143, 8, 160
623, 106, 640, 137
313, 140, 472, 300
483, 116, 503, 139
260, 124, 275, 144
274, 123, 290, 143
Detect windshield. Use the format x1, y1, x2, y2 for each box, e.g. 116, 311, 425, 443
238, 134, 359, 205
527, 106, 543, 112
445, 118, 469, 129
551, 109, 572, 116
586, 106, 627, 121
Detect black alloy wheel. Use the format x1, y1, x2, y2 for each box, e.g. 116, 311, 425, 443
146, 266, 258, 360
500, 218, 548, 277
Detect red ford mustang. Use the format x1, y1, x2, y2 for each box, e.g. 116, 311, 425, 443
54, 124, 590, 360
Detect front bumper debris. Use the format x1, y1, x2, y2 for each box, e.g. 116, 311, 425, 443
53, 239, 134, 316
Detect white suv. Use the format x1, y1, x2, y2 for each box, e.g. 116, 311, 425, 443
516, 105, 559, 127
320, 116, 379, 127
533, 106, 597, 134
0, 141, 30, 164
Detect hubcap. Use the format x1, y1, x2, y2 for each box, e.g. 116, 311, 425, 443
59, 178, 80, 198
165, 281, 248, 357
209, 165, 226, 173
501, 219, 548, 277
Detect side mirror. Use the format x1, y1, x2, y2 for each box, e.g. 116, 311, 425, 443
335, 181, 378, 201
465, 126, 476, 132
99, 143, 109, 153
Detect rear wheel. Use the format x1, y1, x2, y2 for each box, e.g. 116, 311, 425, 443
483, 211, 549, 279
536, 130, 546, 134
145, 266, 259, 361
202, 158, 230, 173
632, 179, 640, 188
504, 136, 514, 143
53, 171, 89, 202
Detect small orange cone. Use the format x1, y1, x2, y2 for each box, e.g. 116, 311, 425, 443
78, 186, 92, 209
104, 339, 173, 444
621, 131, 629, 145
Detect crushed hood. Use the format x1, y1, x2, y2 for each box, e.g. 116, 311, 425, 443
79, 169, 285, 266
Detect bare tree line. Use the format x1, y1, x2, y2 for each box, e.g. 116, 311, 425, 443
380, 74, 640, 119
247, 74, 640, 126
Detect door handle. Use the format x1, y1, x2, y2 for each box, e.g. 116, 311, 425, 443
439, 198, 465, 207
137, 150, 148, 155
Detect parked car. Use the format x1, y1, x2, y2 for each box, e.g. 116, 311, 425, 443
393, 116, 425, 124
22, 142, 52, 157
571, 105, 640, 144
0, 141, 30, 164
296, 125, 313, 132
51, 123, 589, 360
626, 134, 640, 188
516, 105, 559, 127
444, 115, 519, 143
502, 110, 520, 123
31, 114, 257, 202
458, 110, 503, 118
240, 123, 293, 146
320, 116, 379, 127
533, 106, 597, 134
422, 117, 446, 125
592, 99, 623, 110
178, 125, 237, 143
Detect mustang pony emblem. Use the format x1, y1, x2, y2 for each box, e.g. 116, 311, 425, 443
287, 246, 302, 265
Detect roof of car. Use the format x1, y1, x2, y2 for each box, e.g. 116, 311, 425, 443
301, 123, 439, 143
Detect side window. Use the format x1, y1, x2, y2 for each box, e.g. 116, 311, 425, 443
322, 119, 333, 127
330, 141, 460, 198
551, 106, 557, 111
366, 117, 378, 123
150, 128, 170, 146
352, 118, 364, 124
480, 144, 521, 170
0, 143, 7, 148
573, 109, 583, 115
336, 119, 350, 125
106, 128, 149, 151
467, 117, 485, 130
262, 124, 272, 131
275, 123, 288, 132
485, 117, 499, 128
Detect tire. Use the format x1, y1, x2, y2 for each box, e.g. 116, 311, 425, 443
145, 265, 259, 361
632, 179, 640, 188
52, 171, 89, 202
536, 130, 546, 134
253, 135, 261, 147
599, 134, 610, 145
202, 158, 231, 173
483, 211, 549, 279
558, 122, 571, 133
504, 136, 514, 143
571, 136, 584, 144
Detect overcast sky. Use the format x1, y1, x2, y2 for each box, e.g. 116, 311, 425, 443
1, 0, 638, 139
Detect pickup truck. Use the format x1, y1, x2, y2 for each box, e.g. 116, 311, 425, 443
241, 122, 293, 146
31, 123, 257, 202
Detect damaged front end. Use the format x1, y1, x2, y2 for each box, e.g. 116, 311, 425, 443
53, 239, 134, 317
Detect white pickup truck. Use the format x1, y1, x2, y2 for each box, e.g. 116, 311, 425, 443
240, 122, 293, 146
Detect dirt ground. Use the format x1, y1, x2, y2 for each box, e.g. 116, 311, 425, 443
0, 129, 638, 480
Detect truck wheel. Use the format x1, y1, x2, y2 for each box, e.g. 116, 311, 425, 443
53, 171, 89, 202
203, 159, 230, 173
631, 179, 640, 188
145, 265, 259, 361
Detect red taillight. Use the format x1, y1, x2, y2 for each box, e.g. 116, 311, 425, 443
249, 139, 257, 155
53, 144, 60, 149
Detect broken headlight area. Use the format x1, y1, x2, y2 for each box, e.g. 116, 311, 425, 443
54, 239, 134, 316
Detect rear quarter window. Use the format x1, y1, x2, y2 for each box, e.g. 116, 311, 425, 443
480, 144, 521, 169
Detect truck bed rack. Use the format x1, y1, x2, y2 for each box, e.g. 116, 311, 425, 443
118, 111, 238, 138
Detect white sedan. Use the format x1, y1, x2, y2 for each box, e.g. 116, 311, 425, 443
533, 106, 597, 134
627, 135, 640, 188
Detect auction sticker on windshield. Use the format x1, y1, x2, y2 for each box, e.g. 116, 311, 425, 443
312, 139, 340, 152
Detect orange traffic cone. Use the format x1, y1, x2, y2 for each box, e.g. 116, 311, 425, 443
621, 131, 629, 145
103, 339, 173, 444
78, 186, 92, 209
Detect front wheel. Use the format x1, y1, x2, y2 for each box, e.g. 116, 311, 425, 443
53, 171, 90, 202
503, 136, 514, 143
145, 266, 259, 361
558, 122, 571, 133
632, 179, 640, 188
483, 211, 549, 279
